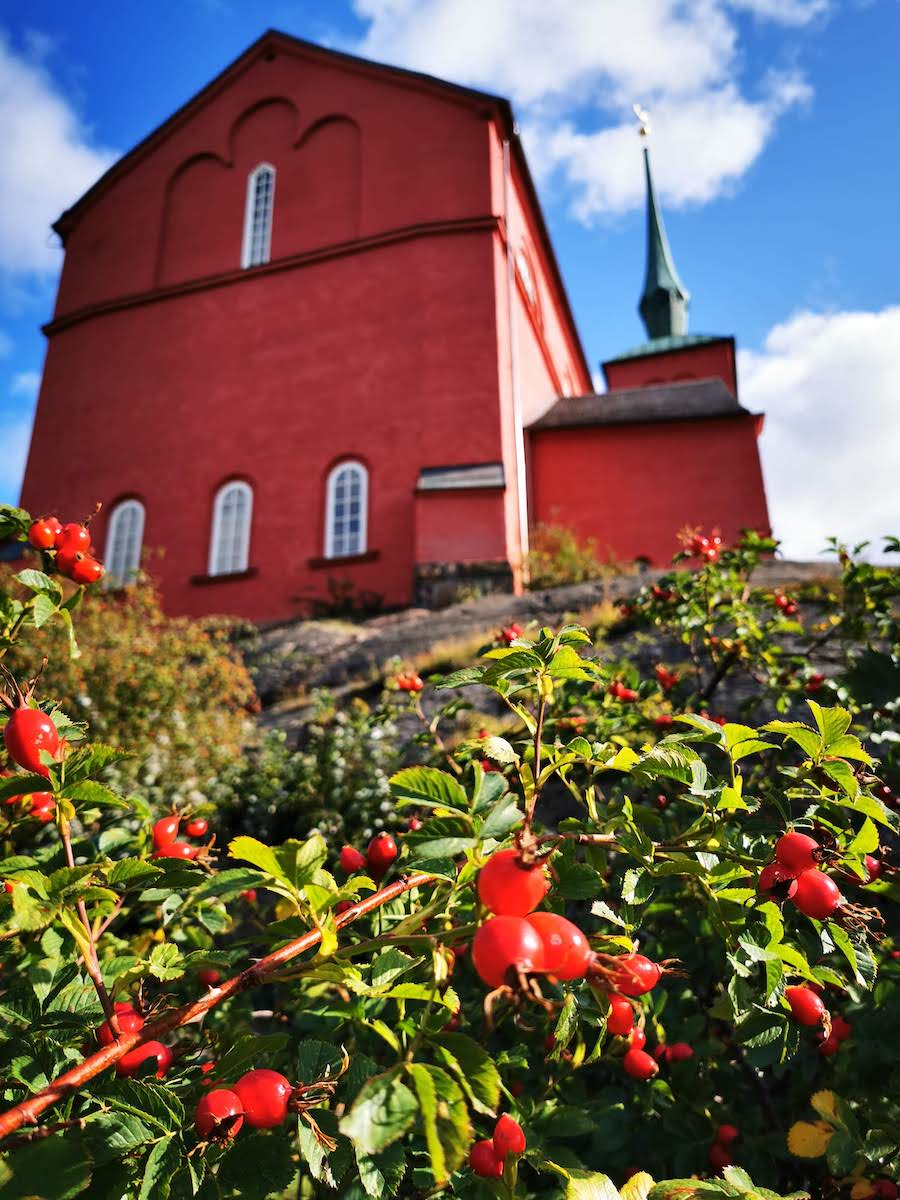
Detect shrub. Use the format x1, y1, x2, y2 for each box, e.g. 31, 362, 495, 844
526, 521, 620, 589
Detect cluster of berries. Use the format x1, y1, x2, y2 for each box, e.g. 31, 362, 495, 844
500, 623, 523, 645
598, 957, 668, 1081
655, 664, 679, 692
195, 1068, 294, 1140
687, 531, 723, 562
151, 813, 211, 860
608, 680, 639, 702
4, 788, 55, 823
708, 1123, 740, 1172
651, 584, 676, 602
28, 517, 105, 585
98, 1001, 174, 1079
394, 671, 424, 693
773, 592, 799, 617
339, 831, 398, 881
469, 1113, 526, 1178
758, 832, 844, 920
805, 672, 826, 693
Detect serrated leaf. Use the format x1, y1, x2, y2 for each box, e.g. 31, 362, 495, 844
228, 836, 290, 884
216, 1129, 296, 1196
622, 1174, 655, 1200
808, 702, 851, 747
431, 1032, 501, 1116
107, 858, 162, 888
138, 1136, 180, 1200
478, 794, 523, 842
482, 736, 519, 764
809, 1091, 839, 1121
787, 1121, 834, 1158
0, 1131, 92, 1200
339, 1069, 418, 1154
408, 1063, 470, 1184
404, 816, 476, 865
390, 766, 469, 812
206, 1034, 289, 1087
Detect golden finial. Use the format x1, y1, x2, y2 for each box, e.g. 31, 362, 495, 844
633, 103, 651, 138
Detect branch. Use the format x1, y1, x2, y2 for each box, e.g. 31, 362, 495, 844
0, 872, 437, 1140
59, 821, 118, 1034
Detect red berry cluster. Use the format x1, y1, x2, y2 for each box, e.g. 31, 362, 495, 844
594, 955, 668, 1081
500, 623, 523, 645
608, 680, 639, 702
805, 672, 826, 693
194, 1068, 293, 1141
395, 671, 424, 693
651, 584, 676, 602
151, 813, 210, 860
339, 831, 398, 881
685, 530, 723, 562
4, 789, 56, 823
709, 1123, 739, 1172
758, 832, 843, 920
469, 1113, 526, 1178
28, 517, 105, 586
97, 1001, 174, 1079
655, 664, 679, 692
774, 592, 799, 617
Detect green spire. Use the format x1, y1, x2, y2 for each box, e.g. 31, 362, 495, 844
638, 146, 690, 339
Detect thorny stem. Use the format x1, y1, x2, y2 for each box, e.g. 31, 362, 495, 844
0, 872, 437, 1140
58, 820, 119, 1035
525, 694, 547, 829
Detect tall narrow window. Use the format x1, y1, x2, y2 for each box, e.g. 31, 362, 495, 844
325, 461, 368, 559
105, 499, 145, 584
209, 481, 253, 576
241, 163, 275, 268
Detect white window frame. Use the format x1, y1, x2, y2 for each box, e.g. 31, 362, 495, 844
324, 461, 368, 560
241, 162, 276, 268
208, 481, 253, 576
104, 499, 145, 584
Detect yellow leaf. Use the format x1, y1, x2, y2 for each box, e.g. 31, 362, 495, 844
787, 1120, 834, 1158
621, 1171, 656, 1200
810, 1090, 839, 1122
850, 1183, 875, 1199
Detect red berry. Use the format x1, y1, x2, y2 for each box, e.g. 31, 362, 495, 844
3, 881, 14, 894
623, 1048, 659, 1080
716, 1124, 739, 1146
874, 1181, 899, 1200
493, 1113, 526, 1158
97, 1006, 144, 1046
396, 672, 424, 692
242, 889, 257, 903
407, 816, 423, 831
195, 1088, 244, 1140
198, 968, 221, 987
232, 1069, 293, 1129
3, 708, 60, 778
116, 1041, 173, 1078
785, 985, 826, 1026
339, 845, 366, 873
153, 841, 197, 860
758, 861, 799, 899
606, 994, 634, 1036
831, 1015, 852, 1041
152, 815, 180, 849
54, 544, 80, 576
185, 817, 208, 838
863, 854, 881, 883
708, 1143, 732, 1172
28, 519, 60, 550
793, 870, 842, 920
608, 953, 661, 997
366, 832, 398, 878
525, 912, 592, 980
629, 1027, 646, 1050
775, 832, 820, 873
469, 1138, 504, 1178
472, 916, 544, 989
29, 793, 56, 823
668, 1042, 694, 1062
56, 523, 91, 554
818, 1033, 840, 1057
335, 900, 354, 914
477, 849, 549, 917
653, 1044, 671, 1062
70, 556, 104, 585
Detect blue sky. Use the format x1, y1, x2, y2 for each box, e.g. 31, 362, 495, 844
1, 0, 898, 557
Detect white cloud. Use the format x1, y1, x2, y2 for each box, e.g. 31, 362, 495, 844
0, 32, 115, 276
10, 370, 40, 399
352, 0, 817, 220
740, 306, 900, 559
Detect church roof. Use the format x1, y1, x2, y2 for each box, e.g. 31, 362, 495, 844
528, 378, 751, 432
605, 333, 730, 365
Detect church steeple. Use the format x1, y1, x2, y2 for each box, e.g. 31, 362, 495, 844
638, 141, 690, 340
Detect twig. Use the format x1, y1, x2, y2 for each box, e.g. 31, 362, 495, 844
59, 821, 118, 1034
0, 872, 436, 1140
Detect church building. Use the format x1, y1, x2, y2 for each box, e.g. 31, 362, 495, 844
19, 30, 770, 622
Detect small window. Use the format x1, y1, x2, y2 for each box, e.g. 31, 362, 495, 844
104, 499, 145, 584
209, 481, 253, 576
241, 163, 275, 268
325, 461, 368, 559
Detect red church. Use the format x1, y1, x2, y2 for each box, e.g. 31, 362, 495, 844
20, 30, 769, 622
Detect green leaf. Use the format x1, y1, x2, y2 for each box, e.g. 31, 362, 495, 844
228, 835, 290, 884
478, 794, 523, 842
807, 701, 851, 747
408, 1063, 470, 1184
31, 592, 57, 629
818, 760, 858, 798
390, 766, 469, 812
216, 1130, 297, 1197
404, 816, 476, 866
107, 858, 162, 888
354, 1142, 406, 1199
431, 1032, 501, 1116
481, 649, 543, 684
565, 1172, 622, 1200
206, 1033, 289, 1087
138, 1136, 180, 1200
15, 568, 59, 595
481, 735, 519, 764
435, 666, 486, 690
548, 645, 599, 681
0, 1132, 92, 1200
339, 1069, 418, 1155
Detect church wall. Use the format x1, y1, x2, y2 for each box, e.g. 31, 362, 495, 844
528, 414, 771, 567
603, 340, 738, 396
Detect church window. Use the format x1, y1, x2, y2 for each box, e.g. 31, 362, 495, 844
105, 499, 145, 584
241, 163, 275, 268
209, 481, 253, 575
325, 461, 368, 559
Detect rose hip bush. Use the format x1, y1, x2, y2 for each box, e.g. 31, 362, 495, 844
1, 502, 898, 1200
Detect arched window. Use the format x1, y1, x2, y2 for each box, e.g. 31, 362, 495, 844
104, 499, 145, 584
325, 461, 368, 559
209, 481, 253, 576
241, 163, 275, 268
